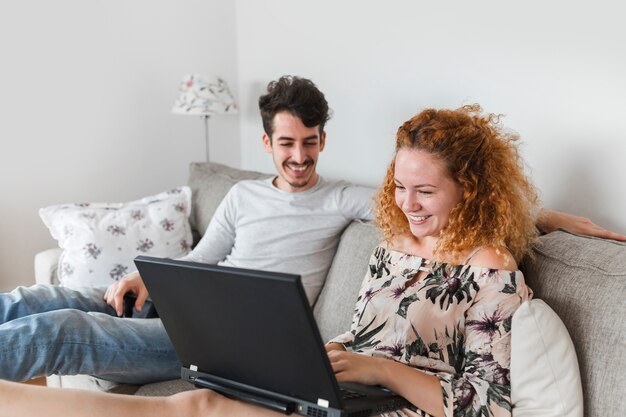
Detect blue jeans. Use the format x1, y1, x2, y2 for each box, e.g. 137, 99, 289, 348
0, 284, 180, 384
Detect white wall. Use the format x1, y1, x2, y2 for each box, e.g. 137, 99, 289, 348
1, 1, 625, 292
0, 1, 239, 291
236, 0, 626, 233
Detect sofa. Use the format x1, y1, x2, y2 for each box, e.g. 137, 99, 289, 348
34, 162, 626, 416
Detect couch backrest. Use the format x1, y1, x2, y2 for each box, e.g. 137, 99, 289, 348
187, 162, 271, 239
313, 221, 380, 342
521, 230, 626, 417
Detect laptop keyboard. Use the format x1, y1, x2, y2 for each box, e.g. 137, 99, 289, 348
339, 387, 367, 400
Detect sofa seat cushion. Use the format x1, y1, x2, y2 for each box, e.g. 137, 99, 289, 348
135, 378, 195, 396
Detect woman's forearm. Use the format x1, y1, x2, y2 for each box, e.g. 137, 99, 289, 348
378, 360, 445, 417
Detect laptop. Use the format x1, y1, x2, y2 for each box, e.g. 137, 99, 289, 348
134, 256, 410, 417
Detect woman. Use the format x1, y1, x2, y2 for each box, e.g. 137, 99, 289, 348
0, 105, 537, 417
324, 104, 538, 416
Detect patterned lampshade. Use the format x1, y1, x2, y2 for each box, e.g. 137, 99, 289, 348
171, 74, 237, 115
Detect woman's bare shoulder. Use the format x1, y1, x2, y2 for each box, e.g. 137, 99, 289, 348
466, 247, 518, 270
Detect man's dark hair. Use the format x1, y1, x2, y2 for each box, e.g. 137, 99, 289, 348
258, 75, 331, 138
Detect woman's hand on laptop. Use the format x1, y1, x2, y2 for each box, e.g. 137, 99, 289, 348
328, 349, 446, 416
327, 350, 384, 386
103, 271, 149, 316
325, 343, 347, 353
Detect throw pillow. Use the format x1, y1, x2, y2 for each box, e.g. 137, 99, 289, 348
511, 299, 584, 417
39, 187, 193, 289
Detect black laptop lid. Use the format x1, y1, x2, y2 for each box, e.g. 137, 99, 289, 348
134, 256, 343, 407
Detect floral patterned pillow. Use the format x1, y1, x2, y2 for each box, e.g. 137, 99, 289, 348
39, 187, 193, 289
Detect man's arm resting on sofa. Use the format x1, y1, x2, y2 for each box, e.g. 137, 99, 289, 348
537, 208, 626, 241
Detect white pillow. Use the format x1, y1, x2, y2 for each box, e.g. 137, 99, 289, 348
511, 299, 584, 417
40, 187, 193, 289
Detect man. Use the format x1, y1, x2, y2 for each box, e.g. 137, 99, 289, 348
0, 76, 623, 384
105, 76, 373, 309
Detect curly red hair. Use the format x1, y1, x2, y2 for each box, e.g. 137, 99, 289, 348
375, 105, 539, 263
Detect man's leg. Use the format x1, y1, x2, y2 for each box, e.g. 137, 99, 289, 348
0, 284, 113, 323
0, 309, 180, 383
0, 285, 179, 383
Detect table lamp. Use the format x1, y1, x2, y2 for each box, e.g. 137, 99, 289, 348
172, 74, 237, 161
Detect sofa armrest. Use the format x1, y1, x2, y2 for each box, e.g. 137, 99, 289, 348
34, 248, 62, 285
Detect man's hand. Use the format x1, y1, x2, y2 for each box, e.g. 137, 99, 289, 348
538, 208, 626, 241
103, 271, 149, 317
327, 349, 384, 386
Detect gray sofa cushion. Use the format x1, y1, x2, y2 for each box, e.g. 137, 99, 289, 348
188, 162, 271, 238
521, 230, 626, 417
313, 221, 380, 343
135, 379, 194, 396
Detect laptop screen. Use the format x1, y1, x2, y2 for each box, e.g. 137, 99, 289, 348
135, 256, 343, 408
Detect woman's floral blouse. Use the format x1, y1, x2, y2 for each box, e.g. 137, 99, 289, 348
330, 243, 532, 417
